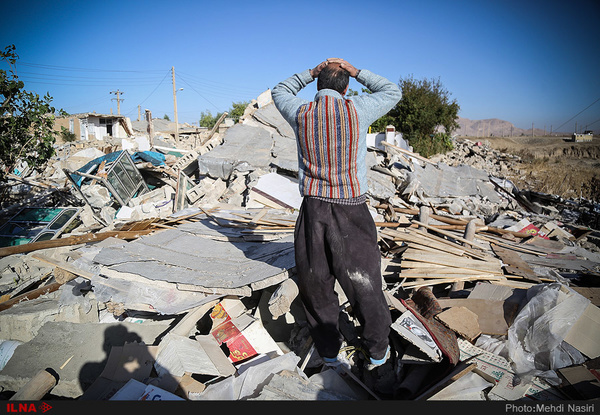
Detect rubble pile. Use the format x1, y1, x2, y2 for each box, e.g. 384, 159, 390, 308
0, 90, 598, 402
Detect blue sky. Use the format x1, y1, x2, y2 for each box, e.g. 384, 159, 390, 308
1, 0, 599, 132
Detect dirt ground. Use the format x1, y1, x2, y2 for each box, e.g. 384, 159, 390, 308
461, 135, 600, 201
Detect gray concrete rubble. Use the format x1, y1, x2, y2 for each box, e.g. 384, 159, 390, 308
0, 94, 599, 402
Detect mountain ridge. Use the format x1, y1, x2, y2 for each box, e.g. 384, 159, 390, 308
456, 116, 568, 137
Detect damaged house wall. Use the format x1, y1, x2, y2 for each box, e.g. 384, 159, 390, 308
54, 113, 133, 142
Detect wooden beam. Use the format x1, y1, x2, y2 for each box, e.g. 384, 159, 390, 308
0, 282, 62, 312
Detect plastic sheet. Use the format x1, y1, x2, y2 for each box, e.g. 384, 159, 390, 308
507, 283, 589, 385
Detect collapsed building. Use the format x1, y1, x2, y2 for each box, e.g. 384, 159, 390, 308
0, 90, 598, 402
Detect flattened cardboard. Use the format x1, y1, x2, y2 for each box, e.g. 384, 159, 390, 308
435, 306, 481, 341
437, 298, 516, 335
564, 303, 600, 359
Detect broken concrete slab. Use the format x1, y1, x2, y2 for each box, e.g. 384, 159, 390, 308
90, 268, 221, 315
247, 102, 295, 139
92, 222, 295, 296
0, 321, 170, 398
409, 163, 502, 203
434, 306, 481, 342
367, 168, 398, 201
0, 280, 99, 343
271, 134, 298, 173
197, 124, 273, 181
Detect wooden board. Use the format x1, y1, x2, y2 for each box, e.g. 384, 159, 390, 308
490, 243, 541, 283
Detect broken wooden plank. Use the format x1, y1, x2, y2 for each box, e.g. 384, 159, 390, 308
0, 281, 62, 312
9, 369, 58, 401
401, 250, 503, 274
381, 228, 467, 257
0, 229, 156, 257
382, 141, 437, 166
376, 204, 531, 238
475, 233, 546, 256
30, 253, 95, 281
412, 220, 489, 251
400, 274, 503, 289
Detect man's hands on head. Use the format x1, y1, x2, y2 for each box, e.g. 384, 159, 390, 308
310, 58, 360, 79
310, 60, 330, 79
326, 58, 359, 78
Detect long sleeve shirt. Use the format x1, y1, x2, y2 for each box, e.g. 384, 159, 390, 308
272, 68, 401, 199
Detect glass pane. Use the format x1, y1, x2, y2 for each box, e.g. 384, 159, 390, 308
12, 208, 62, 223
110, 163, 135, 199
34, 231, 56, 242
48, 208, 78, 230
107, 169, 129, 202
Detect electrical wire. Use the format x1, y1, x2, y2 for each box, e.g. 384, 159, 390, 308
122, 69, 171, 117
554, 97, 600, 132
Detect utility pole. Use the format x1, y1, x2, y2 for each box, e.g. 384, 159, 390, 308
110, 90, 124, 115
172, 67, 179, 141
138, 105, 141, 122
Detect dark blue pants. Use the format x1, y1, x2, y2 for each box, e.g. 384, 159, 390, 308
294, 197, 392, 360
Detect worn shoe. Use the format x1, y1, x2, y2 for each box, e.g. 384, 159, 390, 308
365, 345, 391, 371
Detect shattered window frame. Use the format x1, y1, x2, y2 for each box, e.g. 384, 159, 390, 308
64, 150, 149, 209
0, 207, 82, 247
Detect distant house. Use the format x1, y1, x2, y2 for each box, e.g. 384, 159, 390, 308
571, 132, 593, 143
54, 113, 133, 142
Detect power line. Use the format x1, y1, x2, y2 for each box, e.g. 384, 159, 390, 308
176, 75, 223, 113
585, 117, 600, 128
18, 61, 165, 74
554, 96, 600, 132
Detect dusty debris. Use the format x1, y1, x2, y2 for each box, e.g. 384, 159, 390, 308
0, 91, 598, 402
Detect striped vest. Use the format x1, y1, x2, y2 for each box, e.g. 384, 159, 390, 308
296, 95, 361, 199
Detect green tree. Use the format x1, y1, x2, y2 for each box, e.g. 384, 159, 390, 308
393, 75, 459, 157
1, 45, 63, 181
199, 110, 223, 129
163, 114, 170, 121
228, 101, 249, 122
367, 75, 460, 158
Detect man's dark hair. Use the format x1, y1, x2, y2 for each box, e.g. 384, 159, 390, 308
317, 65, 350, 94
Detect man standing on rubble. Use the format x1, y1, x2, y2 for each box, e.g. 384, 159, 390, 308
272, 58, 401, 370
